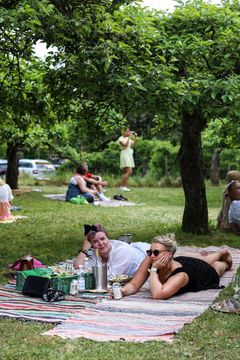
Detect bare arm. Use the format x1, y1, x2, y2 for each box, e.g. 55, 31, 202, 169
132, 132, 137, 145
119, 137, 130, 148
73, 237, 92, 269
122, 257, 151, 296
75, 175, 98, 194
149, 271, 188, 299
83, 176, 108, 187
149, 254, 189, 299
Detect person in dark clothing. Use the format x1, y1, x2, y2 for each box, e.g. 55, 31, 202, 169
122, 234, 232, 299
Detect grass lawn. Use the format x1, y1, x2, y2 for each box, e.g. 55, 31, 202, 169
0, 184, 240, 360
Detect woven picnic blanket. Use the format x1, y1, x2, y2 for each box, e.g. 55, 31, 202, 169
43, 194, 136, 207
0, 286, 96, 323
43, 246, 240, 342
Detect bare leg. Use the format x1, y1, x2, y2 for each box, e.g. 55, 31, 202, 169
120, 167, 132, 187
200, 249, 232, 269
211, 260, 230, 277
95, 184, 103, 192
179, 249, 232, 271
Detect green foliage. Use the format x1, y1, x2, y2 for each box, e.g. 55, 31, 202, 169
0, 144, 7, 158
1, 0, 240, 230
55, 138, 180, 180
134, 138, 157, 176
148, 141, 180, 179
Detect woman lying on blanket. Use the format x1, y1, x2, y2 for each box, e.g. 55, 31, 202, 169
121, 234, 232, 299
73, 224, 150, 279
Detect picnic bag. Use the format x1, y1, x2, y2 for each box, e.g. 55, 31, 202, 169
9, 255, 45, 271
22, 275, 51, 298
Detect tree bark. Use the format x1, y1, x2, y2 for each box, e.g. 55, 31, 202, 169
6, 142, 19, 189
179, 109, 208, 234
210, 148, 220, 186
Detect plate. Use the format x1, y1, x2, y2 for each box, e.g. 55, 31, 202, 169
109, 274, 132, 285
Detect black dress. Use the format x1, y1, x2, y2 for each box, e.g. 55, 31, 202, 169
168, 256, 220, 294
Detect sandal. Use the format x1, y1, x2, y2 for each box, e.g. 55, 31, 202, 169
211, 299, 240, 313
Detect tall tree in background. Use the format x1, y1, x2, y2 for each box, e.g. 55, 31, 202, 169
1, 0, 240, 234
156, 1, 240, 233
0, 1, 57, 188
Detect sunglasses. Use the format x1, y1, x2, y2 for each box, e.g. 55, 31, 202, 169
146, 249, 170, 257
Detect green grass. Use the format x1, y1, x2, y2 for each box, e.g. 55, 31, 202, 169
1, 184, 240, 360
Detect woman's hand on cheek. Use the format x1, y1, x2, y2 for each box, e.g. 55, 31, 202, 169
152, 254, 170, 270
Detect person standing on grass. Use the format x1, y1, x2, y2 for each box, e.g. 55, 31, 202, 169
0, 178, 14, 221
118, 128, 137, 192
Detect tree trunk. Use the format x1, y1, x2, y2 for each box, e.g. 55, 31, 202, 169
6, 142, 19, 189
164, 155, 169, 177
210, 148, 220, 186
178, 109, 208, 234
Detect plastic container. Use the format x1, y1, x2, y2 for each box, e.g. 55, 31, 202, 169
16, 269, 77, 294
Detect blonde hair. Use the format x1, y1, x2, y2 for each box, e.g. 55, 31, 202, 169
152, 233, 177, 254
0, 178, 5, 186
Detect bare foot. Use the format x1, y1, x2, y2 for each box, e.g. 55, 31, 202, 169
220, 249, 233, 270
200, 250, 209, 256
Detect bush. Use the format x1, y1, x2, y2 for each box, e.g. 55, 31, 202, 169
55, 139, 181, 181
148, 141, 180, 179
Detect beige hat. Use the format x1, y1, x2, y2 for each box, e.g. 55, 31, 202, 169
226, 170, 240, 182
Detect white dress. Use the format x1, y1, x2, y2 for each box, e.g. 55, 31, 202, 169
89, 240, 150, 279
118, 136, 135, 169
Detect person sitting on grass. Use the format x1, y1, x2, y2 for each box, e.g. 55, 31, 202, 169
0, 178, 14, 221
65, 165, 109, 204
121, 234, 232, 299
227, 180, 240, 234
217, 172, 240, 230
82, 161, 109, 199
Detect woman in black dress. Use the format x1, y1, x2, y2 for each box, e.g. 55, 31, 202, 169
122, 234, 232, 299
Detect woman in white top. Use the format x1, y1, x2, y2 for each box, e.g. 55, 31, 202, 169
0, 178, 14, 220
73, 224, 150, 279
118, 128, 137, 191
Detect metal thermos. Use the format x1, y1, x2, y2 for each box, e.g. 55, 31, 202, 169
93, 263, 107, 290
93, 249, 107, 290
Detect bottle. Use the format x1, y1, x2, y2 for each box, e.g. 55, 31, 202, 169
77, 265, 85, 293
69, 280, 79, 296
83, 257, 93, 290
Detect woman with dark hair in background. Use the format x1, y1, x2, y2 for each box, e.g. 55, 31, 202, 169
66, 165, 109, 204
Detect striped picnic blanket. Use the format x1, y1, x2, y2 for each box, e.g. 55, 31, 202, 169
0, 286, 96, 323
43, 246, 240, 342
0, 246, 239, 342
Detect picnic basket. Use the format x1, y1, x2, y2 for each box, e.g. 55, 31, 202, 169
16, 268, 77, 294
